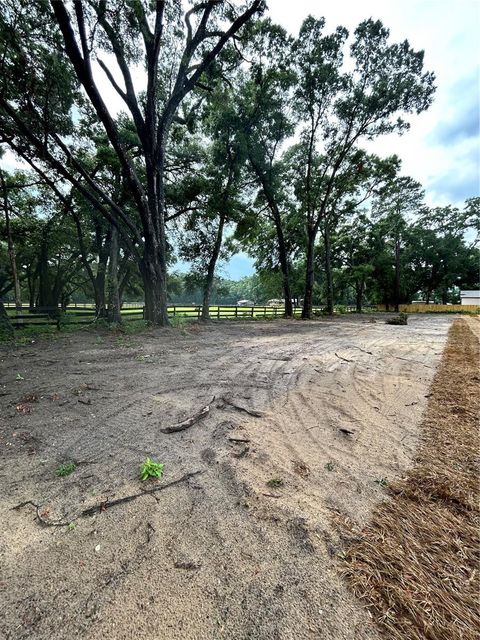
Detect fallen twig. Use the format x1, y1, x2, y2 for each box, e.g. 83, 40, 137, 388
81, 470, 203, 516
228, 436, 251, 443
221, 396, 264, 418
339, 427, 355, 436
335, 352, 354, 363
12, 500, 69, 527
350, 346, 373, 355
161, 397, 214, 434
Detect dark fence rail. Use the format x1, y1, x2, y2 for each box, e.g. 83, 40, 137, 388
4, 304, 378, 329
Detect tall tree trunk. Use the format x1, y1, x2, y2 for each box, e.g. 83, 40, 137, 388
27, 266, 36, 312
141, 237, 169, 325
355, 279, 363, 313
140, 151, 169, 326
248, 155, 293, 318
1, 171, 22, 312
324, 224, 334, 315
394, 237, 400, 312
71, 205, 103, 314
107, 225, 121, 323
201, 213, 226, 321
37, 230, 52, 309
274, 217, 293, 318
94, 230, 110, 318
302, 227, 316, 319
0, 298, 12, 335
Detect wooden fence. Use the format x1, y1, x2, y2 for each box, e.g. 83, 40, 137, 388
6, 304, 301, 328
5, 303, 383, 329
376, 304, 480, 313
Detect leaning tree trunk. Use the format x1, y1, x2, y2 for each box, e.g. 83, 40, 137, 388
324, 225, 334, 315
107, 226, 121, 323
302, 227, 316, 319
201, 213, 226, 321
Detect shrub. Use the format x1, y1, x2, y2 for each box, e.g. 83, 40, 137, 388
386, 312, 408, 325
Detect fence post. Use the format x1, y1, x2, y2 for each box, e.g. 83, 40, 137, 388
251, 306, 254, 318
235, 306, 238, 318
217, 306, 220, 319
198, 306, 201, 320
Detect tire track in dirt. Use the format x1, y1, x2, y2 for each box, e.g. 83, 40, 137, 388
0, 315, 455, 640
233, 316, 454, 527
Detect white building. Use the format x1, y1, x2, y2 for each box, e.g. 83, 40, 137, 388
460, 290, 480, 305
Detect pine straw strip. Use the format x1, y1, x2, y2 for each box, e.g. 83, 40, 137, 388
339, 318, 480, 640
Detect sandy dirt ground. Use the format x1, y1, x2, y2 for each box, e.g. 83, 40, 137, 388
0, 314, 454, 639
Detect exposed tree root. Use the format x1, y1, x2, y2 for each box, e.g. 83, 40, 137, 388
221, 395, 264, 417
161, 398, 214, 434
82, 470, 204, 516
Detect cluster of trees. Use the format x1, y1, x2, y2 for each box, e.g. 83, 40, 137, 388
0, 1, 478, 327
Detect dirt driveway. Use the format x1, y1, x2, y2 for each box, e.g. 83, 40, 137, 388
0, 315, 453, 639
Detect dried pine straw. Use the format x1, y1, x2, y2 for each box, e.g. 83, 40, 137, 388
339, 318, 480, 640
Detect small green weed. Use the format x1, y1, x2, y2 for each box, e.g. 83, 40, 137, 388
325, 462, 335, 472
136, 354, 156, 363
16, 373, 25, 380
116, 336, 132, 348
68, 522, 76, 531
140, 457, 164, 481
266, 478, 284, 488
170, 316, 189, 329
56, 462, 76, 477
374, 477, 389, 488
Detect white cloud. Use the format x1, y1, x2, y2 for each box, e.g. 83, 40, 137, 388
268, 0, 480, 206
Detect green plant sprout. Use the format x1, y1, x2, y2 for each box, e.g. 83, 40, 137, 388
140, 457, 164, 481
56, 462, 76, 477
266, 478, 284, 488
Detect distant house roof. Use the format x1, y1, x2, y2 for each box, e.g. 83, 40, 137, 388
460, 290, 480, 298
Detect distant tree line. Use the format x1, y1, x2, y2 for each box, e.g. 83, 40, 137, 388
0, 1, 478, 327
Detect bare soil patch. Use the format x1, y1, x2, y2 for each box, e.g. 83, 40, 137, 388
0, 314, 454, 639
340, 317, 480, 639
